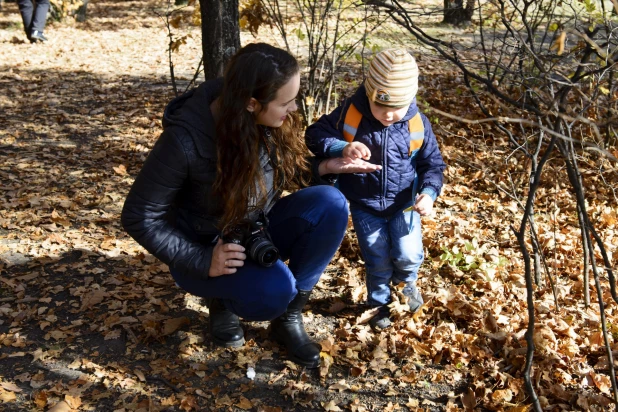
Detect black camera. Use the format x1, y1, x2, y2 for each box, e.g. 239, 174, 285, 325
222, 214, 279, 267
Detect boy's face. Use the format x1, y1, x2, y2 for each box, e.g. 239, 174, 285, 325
368, 100, 409, 127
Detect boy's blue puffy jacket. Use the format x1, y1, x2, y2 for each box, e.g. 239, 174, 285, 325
305, 85, 446, 217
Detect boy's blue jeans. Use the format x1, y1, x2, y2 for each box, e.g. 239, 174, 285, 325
171, 186, 348, 321
350, 202, 424, 307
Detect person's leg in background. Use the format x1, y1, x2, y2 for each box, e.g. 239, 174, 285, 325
267, 185, 349, 367
16, 0, 33, 38
17, 0, 49, 42
29, 0, 49, 41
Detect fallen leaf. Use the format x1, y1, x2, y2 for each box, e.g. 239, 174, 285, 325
0, 388, 17, 402
48, 401, 72, 412
462, 387, 476, 410
235, 396, 253, 409
0, 382, 22, 392
113, 164, 127, 175
135, 369, 146, 382
329, 380, 350, 392
491, 388, 513, 404
163, 317, 190, 336
65, 394, 82, 409
322, 399, 342, 411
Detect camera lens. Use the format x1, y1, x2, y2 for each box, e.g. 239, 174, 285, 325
260, 249, 279, 266
247, 238, 279, 267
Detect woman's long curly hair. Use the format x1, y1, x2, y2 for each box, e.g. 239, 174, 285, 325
213, 43, 312, 230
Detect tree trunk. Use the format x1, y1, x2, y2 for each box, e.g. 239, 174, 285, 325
443, 0, 474, 25
200, 0, 240, 80
76, 0, 89, 22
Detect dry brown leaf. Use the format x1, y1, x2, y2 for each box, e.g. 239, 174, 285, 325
505, 406, 531, 412
329, 380, 350, 392
104, 329, 122, 340
461, 387, 476, 410
320, 352, 334, 381
349, 397, 369, 412
65, 394, 82, 409
134, 369, 146, 382
180, 394, 199, 411
589, 371, 612, 395
549, 31, 567, 55
0, 388, 17, 402
80, 289, 107, 310
356, 307, 380, 324
48, 401, 72, 412
322, 399, 342, 411
1, 382, 22, 392
162, 317, 190, 336
235, 396, 253, 409
113, 164, 127, 175
491, 388, 513, 404
33, 390, 48, 408
257, 406, 283, 412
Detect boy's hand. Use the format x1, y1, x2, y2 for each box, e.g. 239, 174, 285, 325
343, 142, 371, 160
413, 194, 434, 216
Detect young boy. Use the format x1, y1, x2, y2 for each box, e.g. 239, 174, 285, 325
306, 49, 446, 330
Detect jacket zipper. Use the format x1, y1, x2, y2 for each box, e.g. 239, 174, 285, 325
381, 128, 388, 210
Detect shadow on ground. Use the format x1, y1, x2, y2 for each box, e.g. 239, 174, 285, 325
0, 247, 462, 410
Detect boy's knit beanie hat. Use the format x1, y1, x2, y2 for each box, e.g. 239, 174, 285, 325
365, 49, 419, 108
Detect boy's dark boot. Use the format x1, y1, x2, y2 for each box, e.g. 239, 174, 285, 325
402, 283, 423, 313
368, 305, 392, 331
270, 289, 321, 368
206, 298, 245, 348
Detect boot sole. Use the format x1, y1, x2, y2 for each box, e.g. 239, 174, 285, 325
288, 353, 320, 368
212, 335, 245, 348
270, 330, 321, 368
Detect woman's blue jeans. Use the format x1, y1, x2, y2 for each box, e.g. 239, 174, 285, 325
350, 202, 424, 307
171, 186, 348, 321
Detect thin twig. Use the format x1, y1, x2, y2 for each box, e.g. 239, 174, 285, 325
183, 58, 204, 94
425, 106, 618, 163
154, 1, 178, 96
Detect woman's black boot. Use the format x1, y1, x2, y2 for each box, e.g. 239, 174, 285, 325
270, 290, 321, 368
207, 298, 245, 348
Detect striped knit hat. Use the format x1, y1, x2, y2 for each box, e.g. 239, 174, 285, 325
365, 49, 419, 108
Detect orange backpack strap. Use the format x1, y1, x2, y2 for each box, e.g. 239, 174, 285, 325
408, 112, 425, 156
344, 104, 425, 157
343, 103, 363, 142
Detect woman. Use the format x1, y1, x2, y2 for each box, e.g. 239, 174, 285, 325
121, 43, 380, 368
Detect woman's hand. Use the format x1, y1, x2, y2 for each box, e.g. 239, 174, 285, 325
319, 157, 382, 175
208, 238, 247, 277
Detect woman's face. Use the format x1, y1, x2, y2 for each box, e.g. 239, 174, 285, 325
254, 72, 300, 128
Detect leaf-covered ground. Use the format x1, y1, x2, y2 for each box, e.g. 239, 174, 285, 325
1, 1, 618, 411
